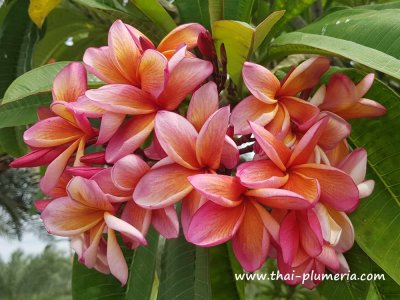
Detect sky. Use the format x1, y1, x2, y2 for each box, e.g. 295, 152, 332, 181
0, 232, 70, 262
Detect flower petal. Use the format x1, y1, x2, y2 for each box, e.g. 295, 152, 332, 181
85, 84, 156, 115
10, 145, 68, 168
252, 201, 280, 245
221, 136, 239, 169
83, 46, 129, 84
187, 201, 245, 246
67, 176, 114, 211
279, 96, 319, 130
278, 57, 330, 97
337, 148, 367, 184
358, 180, 375, 199
287, 117, 328, 167
187, 81, 219, 131
106, 113, 155, 163
91, 168, 131, 202
121, 201, 151, 249
107, 228, 129, 285
24, 117, 82, 147
293, 164, 359, 212
108, 20, 141, 85
188, 174, 246, 207
158, 23, 205, 52
139, 49, 168, 98
317, 112, 350, 150
237, 160, 288, 189
41, 196, 104, 236
97, 112, 125, 145
157, 57, 213, 110
283, 171, 320, 205
232, 200, 269, 272
112, 154, 150, 191
196, 106, 230, 169
356, 73, 374, 97
297, 210, 323, 257
155, 111, 200, 169
249, 121, 291, 171
242, 62, 280, 104
52, 62, 87, 102
231, 96, 278, 135
337, 98, 387, 120
181, 190, 206, 238
134, 163, 198, 209
279, 211, 299, 265
104, 212, 147, 246
151, 206, 179, 239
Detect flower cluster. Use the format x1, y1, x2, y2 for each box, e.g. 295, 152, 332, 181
12, 20, 386, 287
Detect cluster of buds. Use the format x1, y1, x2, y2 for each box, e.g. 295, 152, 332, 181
12, 20, 386, 287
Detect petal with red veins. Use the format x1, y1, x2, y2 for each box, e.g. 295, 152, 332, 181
187, 201, 245, 246
97, 112, 125, 145
134, 163, 198, 209
187, 81, 219, 131
155, 111, 200, 169
231, 96, 278, 135
249, 121, 291, 171
293, 163, 359, 212
181, 190, 206, 238
107, 228, 129, 285
232, 200, 269, 272
112, 154, 150, 191
106, 114, 155, 163
283, 171, 320, 205
52, 62, 87, 102
252, 201, 280, 245
151, 206, 179, 239
90, 168, 131, 202
188, 174, 246, 207
242, 62, 280, 104
196, 107, 230, 169
85, 84, 156, 115
121, 201, 151, 249
279, 211, 299, 265
279, 96, 319, 130
139, 49, 168, 98
297, 210, 323, 257
158, 23, 206, 52
221, 136, 239, 169
157, 57, 213, 110
237, 160, 288, 189
317, 112, 350, 150
104, 212, 147, 246
338, 98, 387, 120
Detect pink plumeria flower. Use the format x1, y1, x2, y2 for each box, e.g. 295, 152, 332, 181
84, 47, 213, 162
241, 118, 359, 213
231, 57, 330, 136
11, 63, 97, 194
41, 176, 146, 285
311, 73, 386, 120
133, 104, 232, 209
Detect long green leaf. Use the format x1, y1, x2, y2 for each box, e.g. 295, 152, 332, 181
270, 9, 400, 79
174, 0, 210, 29
0, 126, 27, 157
274, 0, 317, 26
320, 68, 400, 285
209, 244, 245, 300
157, 234, 211, 300
0, 0, 40, 97
129, 0, 176, 33
208, 0, 255, 23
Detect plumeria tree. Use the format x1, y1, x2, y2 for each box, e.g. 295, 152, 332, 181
1, 0, 400, 299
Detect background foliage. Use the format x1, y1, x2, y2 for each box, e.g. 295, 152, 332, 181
1, 0, 400, 299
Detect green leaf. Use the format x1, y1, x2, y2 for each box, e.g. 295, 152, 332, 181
0, 126, 27, 157
73, 0, 165, 42
209, 244, 245, 300
0, 62, 103, 128
321, 68, 400, 285
269, 9, 400, 79
129, 0, 176, 33
0, 0, 40, 97
72, 229, 159, 300
32, 7, 108, 67
208, 0, 256, 23
212, 11, 284, 84
174, 0, 210, 29
125, 229, 159, 299
157, 234, 211, 300
274, 0, 317, 26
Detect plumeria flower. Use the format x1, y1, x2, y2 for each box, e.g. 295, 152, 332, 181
11, 63, 97, 194
277, 209, 346, 288
111, 155, 179, 247
84, 47, 213, 162
41, 176, 146, 285
133, 105, 232, 209
311, 73, 386, 119
241, 118, 359, 212
83, 20, 206, 85
231, 57, 330, 136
